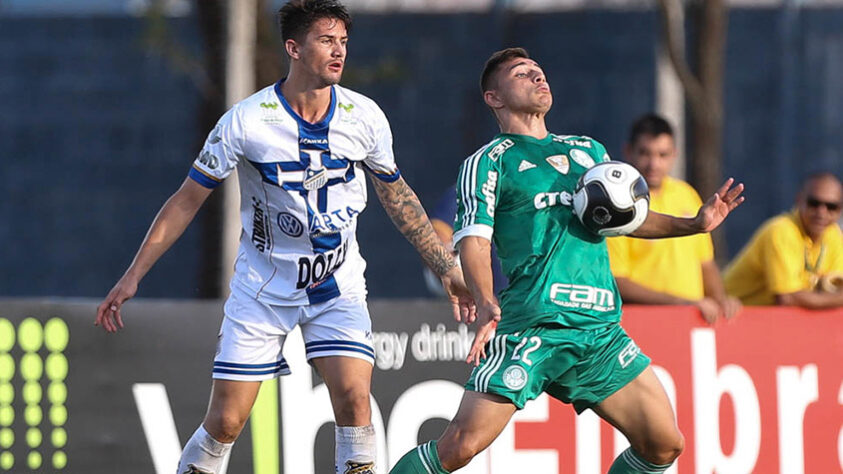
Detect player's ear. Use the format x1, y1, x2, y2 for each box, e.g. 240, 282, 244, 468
484, 90, 503, 109
285, 39, 301, 60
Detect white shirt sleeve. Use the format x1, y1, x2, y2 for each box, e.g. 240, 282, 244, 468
189, 104, 245, 188
362, 105, 400, 182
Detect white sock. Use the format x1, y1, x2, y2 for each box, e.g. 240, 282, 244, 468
335, 424, 376, 473
176, 425, 234, 474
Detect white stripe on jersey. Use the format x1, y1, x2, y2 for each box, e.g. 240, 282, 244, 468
459, 141, 494, 229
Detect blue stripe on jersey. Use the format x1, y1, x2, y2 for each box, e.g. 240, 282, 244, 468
188, 167, 222, 189
362, 163, 402, 183
274, 80, 348, 304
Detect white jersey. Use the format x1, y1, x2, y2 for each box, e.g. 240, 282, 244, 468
189, 81, 400, 305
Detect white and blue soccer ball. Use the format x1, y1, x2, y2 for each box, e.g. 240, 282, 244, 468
572, 161, 650, 237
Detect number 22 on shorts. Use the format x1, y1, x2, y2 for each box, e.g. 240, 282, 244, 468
511, 336, 541, 365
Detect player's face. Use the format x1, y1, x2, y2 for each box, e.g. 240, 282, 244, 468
294, 17, 348, 86
625, 133, 676, 190
797, 178, 842, 239
490, 58, 552, 114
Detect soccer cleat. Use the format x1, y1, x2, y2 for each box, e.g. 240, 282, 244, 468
344, 460, 375, 474
182, 464, 213, 474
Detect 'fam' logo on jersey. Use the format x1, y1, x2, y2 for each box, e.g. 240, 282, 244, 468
482, 171, 498, 217
487, 139, 514, 162
617, 340, 640, 368
549, 283, 615, 312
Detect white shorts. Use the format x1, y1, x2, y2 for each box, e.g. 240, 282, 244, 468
213, 285, 374, 382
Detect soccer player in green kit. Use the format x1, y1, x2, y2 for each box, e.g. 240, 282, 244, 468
390, 48, 745, 473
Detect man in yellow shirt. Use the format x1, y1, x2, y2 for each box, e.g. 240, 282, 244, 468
607, 114, 741, 323
724, 173, 843, 308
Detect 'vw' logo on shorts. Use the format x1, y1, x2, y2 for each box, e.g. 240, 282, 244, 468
277, 212, 303, 237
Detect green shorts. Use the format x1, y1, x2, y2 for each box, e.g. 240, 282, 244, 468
465, 323, 650, 413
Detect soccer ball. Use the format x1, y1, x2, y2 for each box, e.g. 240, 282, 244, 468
572, 161, 650, 237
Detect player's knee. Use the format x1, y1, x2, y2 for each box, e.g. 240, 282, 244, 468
333, 386, 371, 424
437, 430, 484, 470
636, 430, 684, 465
204, 411, 248, 443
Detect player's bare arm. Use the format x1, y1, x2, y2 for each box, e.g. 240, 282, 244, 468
632, 178, 745, 238
457, 236, 501, 366
95, 178, 212, 333
369, 176, 475, 320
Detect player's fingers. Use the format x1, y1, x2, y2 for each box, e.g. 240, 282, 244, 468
114, 309, 124, 329
95, 303, 107, 326
716, 177, 734, 197
466, 333, 487, 365
725, 182, 745, 202
105, 303, 120, 332
728, 196, 746, 211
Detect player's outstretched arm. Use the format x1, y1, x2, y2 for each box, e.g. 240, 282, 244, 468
95, 178, 213, 333
457, 236, 501, 366
631, 178, 745, 239
369, 176, 475, 321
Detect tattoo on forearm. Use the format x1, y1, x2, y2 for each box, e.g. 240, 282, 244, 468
372, 177, 456, 276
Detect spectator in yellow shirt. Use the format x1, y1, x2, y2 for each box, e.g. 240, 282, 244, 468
724, 173, 843, 308
607, 114, 741, 323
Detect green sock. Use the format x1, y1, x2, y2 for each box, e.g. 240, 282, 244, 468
607, 447, 673, 474
389, 440, 449, 473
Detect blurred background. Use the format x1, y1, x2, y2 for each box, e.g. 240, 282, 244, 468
1, 0, 841, 300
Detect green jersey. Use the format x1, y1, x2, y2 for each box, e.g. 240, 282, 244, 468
454, 133, 621, 332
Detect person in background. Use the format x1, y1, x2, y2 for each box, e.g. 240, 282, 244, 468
606, 114, 741, 323
724, 172, 843, 308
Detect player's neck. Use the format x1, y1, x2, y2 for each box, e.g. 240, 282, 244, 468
280, 72, 333, 123
497, 111, 548, 140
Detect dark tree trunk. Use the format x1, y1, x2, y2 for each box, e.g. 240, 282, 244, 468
195, 0, 227, 297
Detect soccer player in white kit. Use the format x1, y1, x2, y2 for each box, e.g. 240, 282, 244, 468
94, 1, 473, 473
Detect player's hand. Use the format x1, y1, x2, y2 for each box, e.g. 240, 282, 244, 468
694, 178, 745, 232
95, 275, 139, 333
694, 297, 720, 325
718, 296, 742, 320
466, 301, 501, 366
440, 266, 476, 323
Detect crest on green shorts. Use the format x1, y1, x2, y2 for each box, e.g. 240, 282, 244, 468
502, 365, 528, 390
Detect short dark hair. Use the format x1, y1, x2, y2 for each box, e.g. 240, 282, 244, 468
480, 47, 530, 93
800, 172, 842, 194
628, 113, 674, 145
277, 0, 352, 43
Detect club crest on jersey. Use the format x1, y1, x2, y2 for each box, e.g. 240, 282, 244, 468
303, 167, 328, 190
570, 149, 595, 168
545, 155, 570, 175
